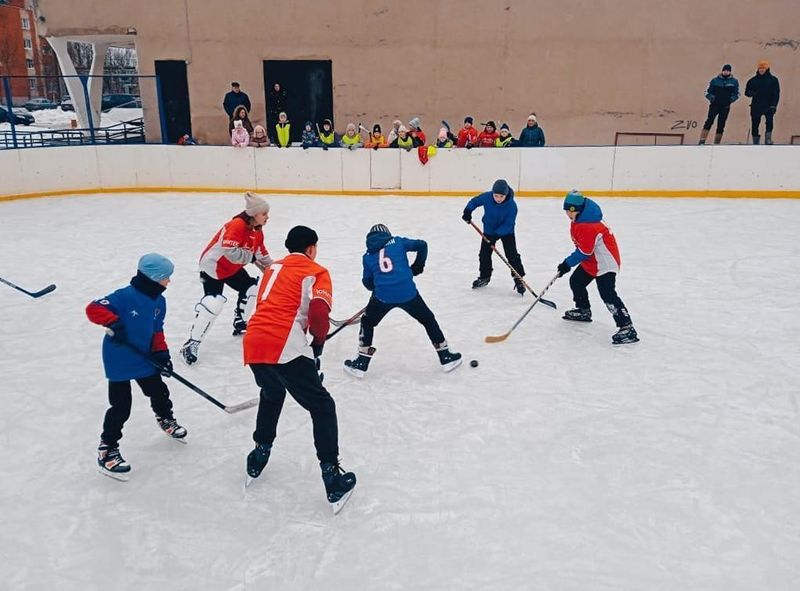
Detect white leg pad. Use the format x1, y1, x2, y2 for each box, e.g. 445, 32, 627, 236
189, 294, 226, 341
242, 284, 259, 321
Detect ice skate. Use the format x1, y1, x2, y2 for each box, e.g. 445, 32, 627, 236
562, 308, 592, 322
157, 416, 187, 443
232, 316, 247, 336
513, 278, 525, 295
612, 324, 639, 345
343, 346, 375, 378
97, 442, 130, 482
180, 339, 200, 366
321, 461, 357, 514
245, 443, 272, 487
471, 276, 490, 289
436, 342, 462, 372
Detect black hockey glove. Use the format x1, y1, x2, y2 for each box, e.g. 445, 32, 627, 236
462, 210, 472, 223
151, 350, 173, 377
107, 322, 126, 343
411, 261, 424, 276
322, 144, 329, 151
557, 261, 571, 277
312, 342, 324, 383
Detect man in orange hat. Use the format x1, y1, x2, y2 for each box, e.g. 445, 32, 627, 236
745, 60, 780, 144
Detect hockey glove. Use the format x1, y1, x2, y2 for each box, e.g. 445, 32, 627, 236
107, 322, 126, 343
151, 350, 173, 377
312, 342, 324, 383
557, 261, 571, 277
462, 210, 472, 223
411, 261, 424, 276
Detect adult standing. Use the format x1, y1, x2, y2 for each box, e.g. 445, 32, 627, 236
268, 83, 288, 141
517, 114, 545, 147
699, 64, 739, 145
745, 60, 780, 145
223, 82, 251, 119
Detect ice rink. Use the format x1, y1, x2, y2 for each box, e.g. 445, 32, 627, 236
1, 192, 799, 590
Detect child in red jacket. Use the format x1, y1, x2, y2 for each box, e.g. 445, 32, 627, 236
476, 121, 499, 147
456, 116, 478, 148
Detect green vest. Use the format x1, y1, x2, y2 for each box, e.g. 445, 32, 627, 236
496, 136, 513, 147
320, 131, 335, 145
397, 135, 414, 148
276, 123, 291, 147
341, 133, 361, 147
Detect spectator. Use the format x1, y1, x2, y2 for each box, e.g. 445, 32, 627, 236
517, 113, 545, 147
408, 117, 427, 146
177, 134, 198, 146
699, 64, 739, 145
476, 121, 499, 148
456, 116, 478, 148
496, 123, 514, 147
745, 60, 780, 145
436, 127, 454, 148
318, 119, 337, 150
301, 121, 318, 149
340, 123, 363, 149
275, 112, 291, 147
231, 120, 250, 147
251, 125, 270, 147
441, 120, 458, 145
365, 124, 388, 149
386, 119, 403, 145
389, 125, 414, 151
228, 105, 254, 136
267, 82, 288, 138
223, 82, 251, 119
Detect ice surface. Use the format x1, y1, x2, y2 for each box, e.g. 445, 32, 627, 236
1, 192, 799, 590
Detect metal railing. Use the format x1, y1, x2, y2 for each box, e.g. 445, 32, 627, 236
0, 118, 144, 149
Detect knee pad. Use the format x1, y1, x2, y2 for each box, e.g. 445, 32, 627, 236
189, 295, 226, 341
240, 283, 259, 320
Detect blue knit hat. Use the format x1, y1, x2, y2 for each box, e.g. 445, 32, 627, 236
492, 179, 509, 195
137, 253, 174, 282
563, 190, 586, 212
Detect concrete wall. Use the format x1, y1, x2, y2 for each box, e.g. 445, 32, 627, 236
34, 0, 800, 147
2, 145, 799, 201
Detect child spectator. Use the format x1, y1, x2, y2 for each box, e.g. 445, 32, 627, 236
301, 121, 318, 149
496, 123, 514, 147
436, 127, 454, 148
517, 114, 546, 147
228, 105, 254, 136
177, 134, 197, 145
251, 125, 270, 147
441, 120, 458, 145
477, 121, 499, 148
457, 116, 478, 148
386, 119, 403, 145
365, 124, 388, 149
275, 112, 291, 147
340, 123, 363, 149
317, 119, 337, 150
231, 119, 250, 147
408, 117, 426, 146
389, 125, 415, 151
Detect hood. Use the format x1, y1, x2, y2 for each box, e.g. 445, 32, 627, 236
365, 230, 392, 253
575, 198, 602, 223
491, 186, 516, 206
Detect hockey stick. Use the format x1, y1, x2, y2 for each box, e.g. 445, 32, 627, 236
0, 276, 56, 298
106, 330, 258, 413
330, 305, 367, 328
485, 273, 560, 343
469, 222, 557, 309
326, 305, 367, 341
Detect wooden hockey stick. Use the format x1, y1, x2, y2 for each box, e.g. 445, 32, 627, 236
485, 273, 560, 343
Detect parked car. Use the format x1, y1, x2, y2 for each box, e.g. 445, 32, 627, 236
60, 98, 74, 111
23, 98, 58, 111
101, 94, 140, 111
0, 105, 35, 125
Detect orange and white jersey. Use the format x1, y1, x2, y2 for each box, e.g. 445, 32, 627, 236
199, 215, 271, 280
243, 253, 333, 365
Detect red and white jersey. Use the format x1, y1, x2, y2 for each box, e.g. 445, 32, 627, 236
198, 215, 270, 280
243, 253, 333, 365
571, 220, 621, 277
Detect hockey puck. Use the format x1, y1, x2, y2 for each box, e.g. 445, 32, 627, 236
470, 359, 479, 368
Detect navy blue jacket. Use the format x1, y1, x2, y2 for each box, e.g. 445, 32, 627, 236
464, 187, 518, 236
745, 70, 780, 110
517, 125, 545, 147
362, 231, 427, 304
223, 90, 251, 118
705, 75, 740, 106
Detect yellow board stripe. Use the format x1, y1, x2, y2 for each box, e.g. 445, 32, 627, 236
2, 186, 800, 202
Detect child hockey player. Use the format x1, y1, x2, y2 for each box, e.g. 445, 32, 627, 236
344, 224, 462, 377
462, 179, 526, 294
556, 190, 639, 344
243, 226, 356, 513
86, 253, 186, 480
180, 192, 273, 365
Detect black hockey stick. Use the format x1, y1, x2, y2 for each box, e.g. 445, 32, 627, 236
486, 273, 560, 343
0, 276, 56, 298
326, 305, 367, 341
106, 329, 258, 413
468, 222, 557, 309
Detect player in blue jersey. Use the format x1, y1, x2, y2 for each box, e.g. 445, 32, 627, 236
344, 224, 462, 377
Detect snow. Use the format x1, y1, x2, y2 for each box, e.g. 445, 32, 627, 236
1, 192, 799, 590
0, 107, 142, 132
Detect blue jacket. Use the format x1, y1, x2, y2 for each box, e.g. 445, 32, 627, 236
705, 75, 739, 106
362, 231, 427, 304
464, 187, 518, 236
517, 125, 545, 147
564, 198, 602, 267
88, 274, 167, 381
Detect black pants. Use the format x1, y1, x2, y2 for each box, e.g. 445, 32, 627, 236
101, 374, 174, 447
359, 293, 445, 347
250, 357, 339, 464
569, 266, 633, 328
479, 233, 525, 280
751, 107, 775, 136
201, 269, 257, 310
703, 103, 730, 133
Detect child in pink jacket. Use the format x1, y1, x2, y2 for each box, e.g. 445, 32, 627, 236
231, 119, 250, 147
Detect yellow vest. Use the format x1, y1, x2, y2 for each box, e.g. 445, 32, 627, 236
397, 135, 414, 148
276, 123, 291, 147
341, 133, 361, 146
496, 136, 513, 147
320, 131, 335, 145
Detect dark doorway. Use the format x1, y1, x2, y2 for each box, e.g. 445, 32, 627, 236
155, 60, 191, 144
263, 60, 333, 142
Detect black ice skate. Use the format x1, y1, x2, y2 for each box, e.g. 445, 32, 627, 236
321, 461, 357, 514
436, 342, 462, 372
472, 276, 490, 289
157, 416, 187, 443
232, 315, 247, 336
245, 443, 272, 487
343, 346, 375, 378
562, 308, 592, 322
513, 278, 525, 295
612, 325, 639, 345
97, 442, 131, 482
180, 339, 200, 365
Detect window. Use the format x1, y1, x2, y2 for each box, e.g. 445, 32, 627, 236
28, 78, 36, 89
21, 17, 30, 30
26, 58, 34, 69
23, 38, 32, 50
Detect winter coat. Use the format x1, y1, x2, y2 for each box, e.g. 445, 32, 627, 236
85, 273, 169, 381
361, 230, 427, 304
456, 126, 478, 147
301, 124, 318, 148
517, 124, 545, 147
275, 122, 291, 147
365, 134, 388, 149
463, 187, 518, 236
228, 106, 254, 135
495, 134, 514, 147
564, 198, 621, 277
231, 126, 250, 147
223, 90, 251, 118
476, 130, 499, 148
267, 87, 287, 117
745, 70, 780, 111
340, 133, 363, 149
410, 129, 426, 146
705, 74, 740, 106
251, 125, 270, 147
389, 135, 415, 150
436, 137, 454, 148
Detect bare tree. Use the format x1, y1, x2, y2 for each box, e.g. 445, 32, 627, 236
67, 41, 93, 75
